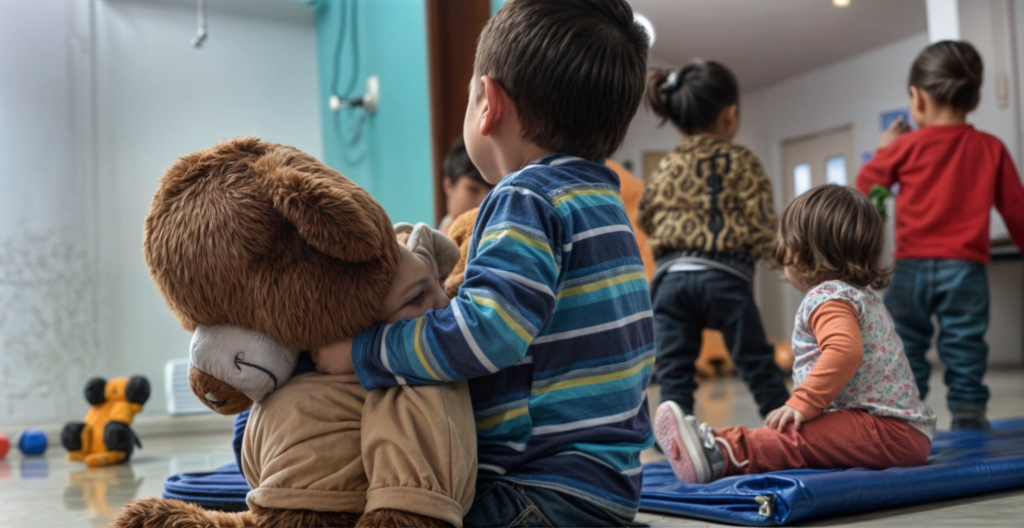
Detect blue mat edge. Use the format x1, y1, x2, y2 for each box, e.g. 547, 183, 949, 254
639, 417, 1024, 526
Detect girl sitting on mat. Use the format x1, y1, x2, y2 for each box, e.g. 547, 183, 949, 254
654, 184, 936, 484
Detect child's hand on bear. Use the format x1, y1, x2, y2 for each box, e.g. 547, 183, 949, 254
765, 404, 806, 432
312, 340, 355, 375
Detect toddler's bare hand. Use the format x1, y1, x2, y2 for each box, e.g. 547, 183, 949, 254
312, 339, 355, 375
878, 117, 910, 150
765, 405, 806, 432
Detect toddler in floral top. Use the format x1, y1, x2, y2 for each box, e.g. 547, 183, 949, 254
654, 184, 936, 484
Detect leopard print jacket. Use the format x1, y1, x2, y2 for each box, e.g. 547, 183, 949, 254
637, 135, 776, 260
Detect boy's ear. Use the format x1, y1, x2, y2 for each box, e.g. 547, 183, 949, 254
480, 75, 507, 137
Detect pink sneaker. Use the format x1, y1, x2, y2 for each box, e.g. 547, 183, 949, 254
655, 401, 746, 484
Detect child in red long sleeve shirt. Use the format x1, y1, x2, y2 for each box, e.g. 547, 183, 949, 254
856, 41, 1024, 429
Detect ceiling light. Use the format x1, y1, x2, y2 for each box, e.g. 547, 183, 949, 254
833, 0, 850, 7
635, 13, 655, 48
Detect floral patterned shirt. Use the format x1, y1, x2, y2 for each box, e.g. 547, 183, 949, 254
793, 280, 936, 440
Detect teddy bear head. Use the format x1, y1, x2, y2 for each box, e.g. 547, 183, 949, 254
144, 137, 401, 414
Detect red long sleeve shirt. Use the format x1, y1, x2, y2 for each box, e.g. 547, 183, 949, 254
856, 124, 1024, 263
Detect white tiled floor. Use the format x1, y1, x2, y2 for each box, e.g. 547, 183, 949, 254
0, 368, 1020, 527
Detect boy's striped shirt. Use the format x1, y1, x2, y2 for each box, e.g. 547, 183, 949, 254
353, 155, 655, 519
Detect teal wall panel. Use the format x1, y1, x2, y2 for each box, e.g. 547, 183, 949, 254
491, 0, 506, 15
312, 0, 434, 224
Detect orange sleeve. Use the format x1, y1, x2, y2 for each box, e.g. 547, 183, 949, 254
786, 300, 864, 420
608, 159, 657, 281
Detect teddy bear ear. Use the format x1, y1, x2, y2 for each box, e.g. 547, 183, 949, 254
262, 159, 394, 263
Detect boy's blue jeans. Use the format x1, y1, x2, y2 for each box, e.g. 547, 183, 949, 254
463, 481, 633, 527
883, 259, 991, 409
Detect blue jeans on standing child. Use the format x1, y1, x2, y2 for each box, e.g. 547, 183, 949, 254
883, 259, 990, 409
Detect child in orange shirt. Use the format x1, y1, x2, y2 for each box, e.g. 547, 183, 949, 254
655, 185, 935, 483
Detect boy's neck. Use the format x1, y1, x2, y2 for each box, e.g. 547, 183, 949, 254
493, 138, 555, 179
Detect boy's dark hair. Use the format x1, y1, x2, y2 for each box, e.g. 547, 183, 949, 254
771, 185, 890, 290
909, 40, 983, 111
475, 0, 649, 160
645, 60, 739, 135
443, 136, 489, 187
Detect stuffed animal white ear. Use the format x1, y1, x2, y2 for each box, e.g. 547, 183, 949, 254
394, 222, 460, 281
188, 223, 458, 402
190, 325, 298, 404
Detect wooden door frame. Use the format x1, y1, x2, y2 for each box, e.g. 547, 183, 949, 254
426, 0, 491, 226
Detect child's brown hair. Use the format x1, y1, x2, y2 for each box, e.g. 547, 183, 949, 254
645, 60, 739, 135
771, 185, 890, 290
474, 0, 649, 160
909, 40, 983, 111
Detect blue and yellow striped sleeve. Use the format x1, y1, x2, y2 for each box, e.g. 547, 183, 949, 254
352, 184, 563, 389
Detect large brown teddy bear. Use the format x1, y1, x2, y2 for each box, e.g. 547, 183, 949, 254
114, 138, 475, 528
146, 136, 398, 414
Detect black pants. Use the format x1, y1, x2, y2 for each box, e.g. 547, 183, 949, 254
652, 269, 789, 418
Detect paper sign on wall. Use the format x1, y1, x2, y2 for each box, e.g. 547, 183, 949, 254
880, 108, 915, 131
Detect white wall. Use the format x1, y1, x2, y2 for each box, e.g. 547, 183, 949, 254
0, 0, 101, 427
92, 0, 322, 416
0, 0, 321, 427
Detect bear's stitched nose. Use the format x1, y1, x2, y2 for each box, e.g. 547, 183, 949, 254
205, 392, 227, 408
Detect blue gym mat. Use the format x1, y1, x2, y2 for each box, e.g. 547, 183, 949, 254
640, 416, 1024, 526
161, 409, 252, 511
162, 463, 250, 511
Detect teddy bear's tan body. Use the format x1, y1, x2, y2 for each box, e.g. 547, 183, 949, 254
114, 138, 475, 528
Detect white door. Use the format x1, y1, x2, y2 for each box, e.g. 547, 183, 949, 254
781, 125, 854, 202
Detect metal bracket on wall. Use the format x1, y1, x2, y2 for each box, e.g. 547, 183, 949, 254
329, 75, 379, 114
191, 0, 207, 48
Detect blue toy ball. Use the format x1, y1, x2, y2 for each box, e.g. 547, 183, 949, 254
18, 429, 48, 456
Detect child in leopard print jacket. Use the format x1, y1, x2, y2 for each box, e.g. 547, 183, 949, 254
638, 60, 788, 421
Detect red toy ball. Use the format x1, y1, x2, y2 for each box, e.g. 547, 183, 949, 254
0, 433, 9, 459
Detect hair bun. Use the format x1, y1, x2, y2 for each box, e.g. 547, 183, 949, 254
909, 40, 983, 111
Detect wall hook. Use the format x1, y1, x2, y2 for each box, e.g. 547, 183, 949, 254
191, 0, 208, 48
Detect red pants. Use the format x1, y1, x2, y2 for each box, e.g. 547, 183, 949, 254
718, 410, 931, 476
